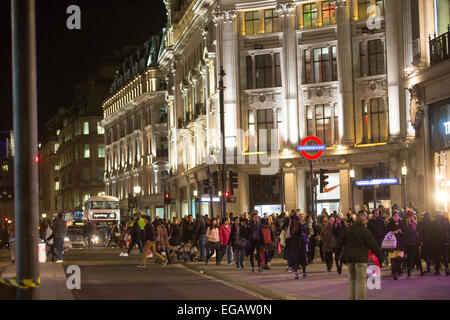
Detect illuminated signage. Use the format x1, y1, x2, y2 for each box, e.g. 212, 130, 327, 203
93, 213, 116, 219
354, 178, 399, 187
445, 121, 450, 135
199, 197, 221, 203
297, 145, 326, 151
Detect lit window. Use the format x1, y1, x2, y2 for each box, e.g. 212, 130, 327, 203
83, 122, 89, 135
303, 3, 318, 29
55, 179, 60, 191
98, 191, 106, 196
1, 165, 8, 172
321, 1, 336, 26
264, 9, 279, 33
84, 144, 90, 158
54, 163, 60, 171
97, 122, 105, 134
245, 11, 259, 35
54, 143, 59, 153
98, 144, 105, 158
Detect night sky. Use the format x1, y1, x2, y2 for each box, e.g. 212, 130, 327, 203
0, 0, 166, 132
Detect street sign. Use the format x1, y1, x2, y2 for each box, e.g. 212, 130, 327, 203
198, 196, 221, 203
227, 196, 237, 203
298, 136, 326, 160
354, 178, 399, 187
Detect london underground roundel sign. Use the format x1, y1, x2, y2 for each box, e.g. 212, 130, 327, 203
297, 136, 326, 160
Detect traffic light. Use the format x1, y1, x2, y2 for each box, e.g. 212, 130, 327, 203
203, 180, 210, 194
4, 218, 7, 222
212, 171, 219, 195
229, 171, 238, 196
224, 191, 230, 198
164, 192, 170, 204
319, 169, 329, 193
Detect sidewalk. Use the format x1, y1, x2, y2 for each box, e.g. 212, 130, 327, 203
181, 257, 450, 300
1, 261, 74, 300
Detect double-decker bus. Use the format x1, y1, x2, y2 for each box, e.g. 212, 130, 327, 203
84, 195, 120, 224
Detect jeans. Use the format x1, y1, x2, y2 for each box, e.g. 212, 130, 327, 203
347, 262, 367, 300
198, 234, 207, 261
249, 240, 262, 269
127, 237, 143, 254
54, 238, 64, 261
219, 245, 233, 264
141, 240, 166, 265
233, 246, 246, 267
406, 244, 423, 274
47, 243, 57, 262
207, 241, 221, 263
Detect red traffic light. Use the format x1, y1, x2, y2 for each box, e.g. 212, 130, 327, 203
4, 218, 8, 222
224, 191, 230, 198
35, 155, 40, 163
164, 193, 169, 199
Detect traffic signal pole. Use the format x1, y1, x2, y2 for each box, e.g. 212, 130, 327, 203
219, 67, 227, 218
11, 0, 40, 300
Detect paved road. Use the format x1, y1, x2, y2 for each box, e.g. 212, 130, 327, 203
63, 248, 262, 300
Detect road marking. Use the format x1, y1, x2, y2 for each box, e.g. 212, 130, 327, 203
174, 263, 270, 300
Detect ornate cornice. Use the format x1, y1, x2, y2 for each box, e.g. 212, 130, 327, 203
330, 0, 350, 8
213, 8, 237, 25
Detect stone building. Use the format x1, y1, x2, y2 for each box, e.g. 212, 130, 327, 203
158, 0, 418, 218
101, 34, 169, 218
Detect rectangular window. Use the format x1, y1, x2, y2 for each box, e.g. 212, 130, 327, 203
246, 56, 254, 89
54, 143, 59, 153
84, 144, 90, 158
321, 1, 336, 26
97, 122, 104, 134
306, 105, 314, 137
248, 110, 256, 151
55, 179, 60, 191
264, 9, 279, 33
303, 3, 318, 29
98, 144, 105, 158
256, 109, 276, 151
85, 168, 91, 181
315, 104, 332, 146
334, 104, 339, 145
370, 97, 387, 143
245, 11, 259, 35
305, 46, 336, 83
98, 167, 104, 181
368, 39, 385, 76
274, 53, 282, 87
83, 122, 89, 135
255, 54, 273, 88
358, 0, 371, 20
376, 0, 385, 16
75, 123, 81, 136
55, 162, 60, 171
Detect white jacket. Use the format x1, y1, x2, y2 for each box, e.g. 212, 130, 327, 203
46, 227, 54, 245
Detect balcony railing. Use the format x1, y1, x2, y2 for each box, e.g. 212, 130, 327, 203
430, 27, 450, 66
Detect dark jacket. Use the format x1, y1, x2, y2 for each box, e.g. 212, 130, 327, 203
386, 219, 405, 251
418, 215, 434, 257
53, 217, 67, 239
182, 221, 195, 243
194, 216, 207, 238
249, 220, 264, 243
143, 223, 156, 242
367, 217, 386, 246
432, 214, 449, 247
130, 222, 141, 238
338, 222, 383, 264
169, 224, 182, 246
404, 222, 420, 246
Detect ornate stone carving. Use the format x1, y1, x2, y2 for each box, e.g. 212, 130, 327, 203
276, 2, 296, 16
408, 84, 425, 130
213, 9, 236, 25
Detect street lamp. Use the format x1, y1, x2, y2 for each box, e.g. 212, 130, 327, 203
193, 190, 198, 197
133, 185, 141, 211
41, 213, 47, 219
402, 161, 407, 213
133, 185, 141, 194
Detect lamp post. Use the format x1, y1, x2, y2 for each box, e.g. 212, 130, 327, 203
402, 161, 407, 213
349, 168, 355, 212
133, 185, 141, 212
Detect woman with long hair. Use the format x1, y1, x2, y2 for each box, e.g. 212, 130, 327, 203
206, 218, 221, 265
386, 212, 406, 280
320, 216, 336, 272
290, 211, 309, 279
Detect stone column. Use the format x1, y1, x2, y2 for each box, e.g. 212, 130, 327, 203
335, 0, 355, 146
296, 168, 307, 211
277, 3, 299, 145
216, 10, 239, 149
360, 40, 368, 77
339, 169, 351, 213
385, 0, 402, 140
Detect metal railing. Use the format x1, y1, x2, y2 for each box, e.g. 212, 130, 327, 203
430, 26, 450, 66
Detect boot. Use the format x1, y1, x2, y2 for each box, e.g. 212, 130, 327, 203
446, 268, 449, 276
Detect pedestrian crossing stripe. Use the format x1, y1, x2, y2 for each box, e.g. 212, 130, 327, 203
0, 277, 40, 289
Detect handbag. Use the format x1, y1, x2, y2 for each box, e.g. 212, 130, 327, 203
237, 239, 250, 248
382, 232, 397, 249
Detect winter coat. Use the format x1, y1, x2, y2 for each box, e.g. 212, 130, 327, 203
432, 214, 449, 248
404, 222, 420, 246
320, 224, 337, 253
249, 220, 264, 243
206, 226, 220, 243
418, 216, 434, 257
219, 224, 231, 246
332, 223, 346, 248
53, 217, 67, 239
45, 227, 54, 245
290, 218, 309, 268
261, 224, 277, 249
169, 224, 182, 246
194, 216, 207, 238
143, 223, 156, 242
182, 221, 195, 243
338, 222, 383, 264
156, 225, 169, 250
386, 219, 405, 251
367, 217, 386, 247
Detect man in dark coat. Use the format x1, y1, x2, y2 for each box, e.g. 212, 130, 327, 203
52, 213, 67, 263
338, 213, 383, 300
418, 212, 434, 273
127, 217, 143, 255
249, 212, 264, 273
432, 211, 449, 276
182, 215, 195, 244
194, 214, 207, 261
367, 209, 386, 247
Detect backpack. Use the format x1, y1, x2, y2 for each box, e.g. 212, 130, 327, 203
262, 227, 271, 245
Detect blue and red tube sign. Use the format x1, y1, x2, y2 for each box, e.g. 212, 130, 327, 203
297, 136, 326, 160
